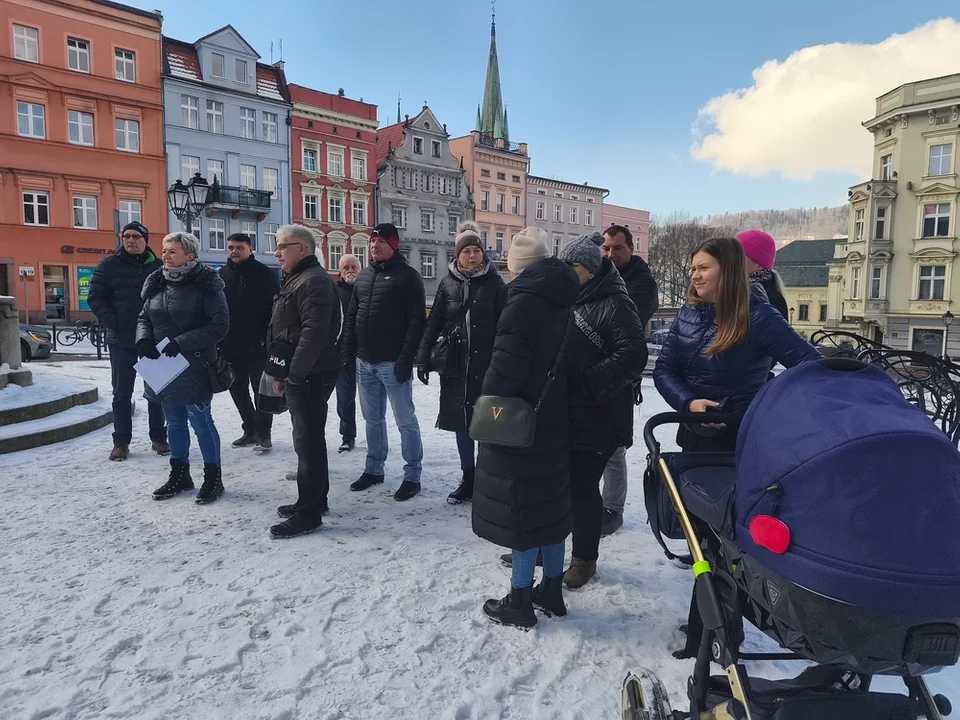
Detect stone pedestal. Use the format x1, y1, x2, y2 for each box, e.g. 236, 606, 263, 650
0, 295, 33, 388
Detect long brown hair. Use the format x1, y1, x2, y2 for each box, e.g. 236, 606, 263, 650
687, 237, 751, 356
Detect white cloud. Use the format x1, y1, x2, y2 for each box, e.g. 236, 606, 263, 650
691, 19, 960, 180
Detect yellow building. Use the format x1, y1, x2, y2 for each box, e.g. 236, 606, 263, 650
835, 73, 960, 355
776, 239, 842, 339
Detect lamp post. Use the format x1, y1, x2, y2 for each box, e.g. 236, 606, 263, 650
166, 173, 211, 235
943, 310, 954, 360
789, 307, 795, 326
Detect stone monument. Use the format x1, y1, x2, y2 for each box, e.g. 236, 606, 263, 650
0, 295, 33, 389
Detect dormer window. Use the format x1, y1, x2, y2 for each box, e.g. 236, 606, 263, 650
235, 58, 247, 84
212, 53, 224, 78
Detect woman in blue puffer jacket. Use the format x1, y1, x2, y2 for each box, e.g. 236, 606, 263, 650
654, 236, 821, 450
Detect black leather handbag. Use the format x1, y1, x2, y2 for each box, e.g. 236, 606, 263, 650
469, 315, 572, 449
194, 350, 235, 394
428, 327, 461, 377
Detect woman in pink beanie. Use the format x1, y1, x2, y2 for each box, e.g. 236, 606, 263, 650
736, 230, 788, 320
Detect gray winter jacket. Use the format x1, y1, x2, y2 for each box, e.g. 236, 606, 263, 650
136, 263, 229, 406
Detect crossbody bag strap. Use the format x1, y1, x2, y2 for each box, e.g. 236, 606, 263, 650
533, 312, 573, 413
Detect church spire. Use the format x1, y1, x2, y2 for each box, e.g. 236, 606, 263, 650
478, 1, 508, 141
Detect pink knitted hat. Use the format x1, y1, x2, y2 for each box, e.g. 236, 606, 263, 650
737, 230, 776, 270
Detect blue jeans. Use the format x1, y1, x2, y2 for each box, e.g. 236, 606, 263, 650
163, 402, 221, 465
357, 360, 423, 482
456, 431, 475, 472
511, 542, 565, 588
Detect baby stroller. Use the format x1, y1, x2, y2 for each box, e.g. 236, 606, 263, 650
625, 357, 960, 720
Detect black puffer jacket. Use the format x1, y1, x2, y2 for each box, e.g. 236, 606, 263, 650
336, 279, 354, 351
88, 247, 162, 348
472, 257, 580, 551
218, 257, 280, 357
569, 259, 648, 452
653, 284, 821, 415
416, 260, 507, 433
619, 255, 659, 327
341, 252, 426, 370
751, 270, 789, 321
136, 264, 229, 406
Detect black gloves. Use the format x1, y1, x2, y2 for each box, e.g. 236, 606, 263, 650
137, 340, 160, 360
162, 339, 181, 357
394, 360, 413, 384
416, 365, 429, 385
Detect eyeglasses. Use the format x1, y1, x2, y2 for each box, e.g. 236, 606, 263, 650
276, 242, 303, 251
121, 233, 143, 240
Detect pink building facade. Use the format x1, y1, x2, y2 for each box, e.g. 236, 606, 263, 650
602, 203, 650, 260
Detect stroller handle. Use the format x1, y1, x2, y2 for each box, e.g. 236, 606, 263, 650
642, 411, 742, 454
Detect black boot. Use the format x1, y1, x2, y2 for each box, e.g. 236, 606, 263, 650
338, 437, 355, 453
270, 514, 322, 539
196, 464, 224, 504
532, 575, 567, 618
232, 432, 256, 448
153, 459, 194, 500
278, 502, 329, 518
483, 586, 537, 629
350, 472, 384, 491
447, 469, 474, 504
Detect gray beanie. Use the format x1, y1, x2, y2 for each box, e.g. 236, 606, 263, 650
559, 233, 604, 275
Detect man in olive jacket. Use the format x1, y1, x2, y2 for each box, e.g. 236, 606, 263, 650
266, 225, 341, 539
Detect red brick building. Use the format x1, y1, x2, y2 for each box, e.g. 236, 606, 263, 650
288, 84, 378, 273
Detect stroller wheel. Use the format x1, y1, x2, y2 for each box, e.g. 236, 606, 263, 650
622, 669, 673, 720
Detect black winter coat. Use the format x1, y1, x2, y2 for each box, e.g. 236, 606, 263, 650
336, 279, 354, 352
136, 264, 229, 407
218, 257, 280, 358
653, 285, 821, 415
88, 247, 162, 348
472, 257, 580, 551
619, 255, 659, 327
569, 259, 648, 452
341, 252, 426, 371
751, 270, 789, 321
416, 260, 507, 433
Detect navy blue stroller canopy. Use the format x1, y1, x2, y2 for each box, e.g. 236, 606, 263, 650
735, 359, 960, 618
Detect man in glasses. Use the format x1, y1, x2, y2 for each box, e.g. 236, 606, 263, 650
88, 221, 168, 461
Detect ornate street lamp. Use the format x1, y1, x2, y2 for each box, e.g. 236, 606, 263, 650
789, 307, 795, 325
167, 172, 212, 234
943, 310, 954, 360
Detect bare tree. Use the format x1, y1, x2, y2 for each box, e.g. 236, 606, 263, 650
648, 212, 731, 307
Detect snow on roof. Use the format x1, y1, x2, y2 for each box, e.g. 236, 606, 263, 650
163, 37, 288, 103
256, 66, 286, 102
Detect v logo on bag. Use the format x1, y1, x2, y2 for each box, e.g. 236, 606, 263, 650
492, 406, 504, 421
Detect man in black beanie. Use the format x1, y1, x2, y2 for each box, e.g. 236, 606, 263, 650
88, 221, 168, 461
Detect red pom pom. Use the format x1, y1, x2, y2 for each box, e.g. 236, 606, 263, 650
749, 515, 791, 554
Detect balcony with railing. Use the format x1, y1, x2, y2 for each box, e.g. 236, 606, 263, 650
477, 133, 527, 155
208, 181, 274, 217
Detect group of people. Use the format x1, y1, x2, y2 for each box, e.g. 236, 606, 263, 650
88, 215, 816, 627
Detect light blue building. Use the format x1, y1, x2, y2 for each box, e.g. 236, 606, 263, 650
162, 25, 291, 268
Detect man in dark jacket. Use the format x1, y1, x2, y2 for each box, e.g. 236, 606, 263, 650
598, 225, 660, 534
335, 254, 361, 453
267, 225, 341, 539
341, 223, 426, 501
87, 221, 167, 461
219, 233, 281, 452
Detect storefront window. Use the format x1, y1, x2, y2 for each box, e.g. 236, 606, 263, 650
44, 265, 67, 320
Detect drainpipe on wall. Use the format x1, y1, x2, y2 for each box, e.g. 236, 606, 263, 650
156, 11, 168, 235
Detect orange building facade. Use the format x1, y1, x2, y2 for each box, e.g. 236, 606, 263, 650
0, 0, 165, 322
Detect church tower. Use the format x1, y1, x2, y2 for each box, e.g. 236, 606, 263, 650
475, 6, 509, 141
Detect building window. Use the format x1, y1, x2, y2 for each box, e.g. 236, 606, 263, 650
240, 164, 256, 189
182, 155, 200, 180
555, 192, 563, 198
207, 159, 224, 182
16, 102, 45, 139
495, 232, 504, 253
496, 172, 506, 180
851, 267, 861, 299
329, 196, 343, 224
553, 233, 562, 256
481, 191, 489, 211
431, 140, 441, 158
14, 25, 39, 63
328, 244, 344, 268
328, 149, 344, 177
263, 223, 279, 253
537, 189, 547, 195
206, 100, 224, 134
819, 304, 827, 322
67, 38, 90, 73
929, 144, 953, 177
115, 49, 136, 82
413, 137, 423, 154
352, 199, 367, 226
449, 214, 461, 235
854, 208, 864, 241
496, 193, 505, 213
263, 168, 278, 195
241, 220, 257, 247
923, 203, 951, 238
23, 191, 50, 226
181, 95, 199, 129
212, 53, 224, 78
400, 168, 417, 190
303, 148, 318, 172
554, 204, 562, 222
569, 206, 579, 224
115, 119, 139, 152
392, 207, 407, 229
421, 210, 435, 233
512, 175, 521, 183
439, 176, 456, 195
303, 194, 319, 220
423, 173, 435, 193
353, 244, 367, 269
262, 112, 278, 142
351, 152, 366, 180
235, 58, 247, 83
72, 195, 98, 229
512, 196, 520, 215
536, 201, 545, 220
481, 231, 489, 247
481, 169, 490, 178
68, 111, 94, 146
209, 218, 226, 250
421, 253, 436, 279
585, 208, 594, 226
240, 108, 256, 139
586, 197, 594, 204
119, 199, 142, 226
798, 304, 809, 322
870, 266, 882, 299
880, 154, 892, 181
918, 265, 947, 300
182, 217, 199, 234
874, 206, 887, 240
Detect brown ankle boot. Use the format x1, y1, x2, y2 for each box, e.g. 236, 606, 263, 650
563, 558, 597, 589
109, 444, 129, 461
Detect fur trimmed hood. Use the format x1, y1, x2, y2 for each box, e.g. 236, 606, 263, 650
142, 263, 224, 300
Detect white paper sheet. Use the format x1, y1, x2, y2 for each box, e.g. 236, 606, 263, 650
134, 337, 190, 394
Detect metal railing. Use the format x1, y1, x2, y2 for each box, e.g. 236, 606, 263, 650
208, 184, 273, 212
476, 133, 524, 154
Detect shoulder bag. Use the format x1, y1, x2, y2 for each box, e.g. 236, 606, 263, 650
429, 282, 478, 377
167, 300, 236, 395
469, 314, 573, 449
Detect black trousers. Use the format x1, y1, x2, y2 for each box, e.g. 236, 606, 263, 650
570, 444, 619, 562
286, 370, 338, 521
109, 344, 166, 445
336, 362, 357, 440
226, 348, 272, 438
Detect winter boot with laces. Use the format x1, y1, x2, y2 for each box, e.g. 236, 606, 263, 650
482, 586, 537, 629
447, 469, 474, 504
153, 459, 194, 500
196, 464, 224, 504
532, 575, 567, 618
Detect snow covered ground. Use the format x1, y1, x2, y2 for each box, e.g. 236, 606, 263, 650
1, 360, 957, 719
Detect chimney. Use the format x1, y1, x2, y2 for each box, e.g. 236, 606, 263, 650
273, 60, 285, 71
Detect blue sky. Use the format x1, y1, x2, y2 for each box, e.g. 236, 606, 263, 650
133, 0, 959, 217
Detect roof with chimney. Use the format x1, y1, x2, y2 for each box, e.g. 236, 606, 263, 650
776, 239, 843, 287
